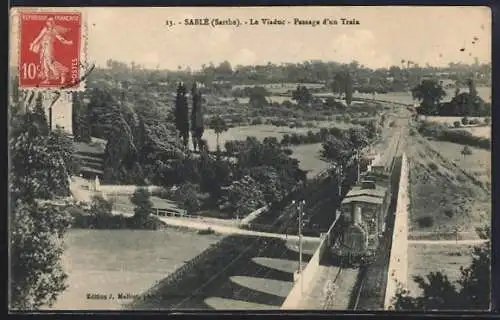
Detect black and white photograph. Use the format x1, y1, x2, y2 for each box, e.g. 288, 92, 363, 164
8, 6, 491, 311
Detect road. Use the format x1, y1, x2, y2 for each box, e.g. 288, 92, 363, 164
112, 210, 322, 243
408, 239, 489, 245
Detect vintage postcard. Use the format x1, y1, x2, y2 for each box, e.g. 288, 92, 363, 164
8, 6, 491, 312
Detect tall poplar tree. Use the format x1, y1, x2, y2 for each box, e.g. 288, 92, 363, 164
190, 82, 204, 152
174, 82, 189, 147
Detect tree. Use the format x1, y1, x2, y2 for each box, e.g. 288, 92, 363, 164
173, 182, 201, 214
174, 82, 189, 147
10, 201, 72, 310
216, 60, 233, 76
218, 175, 266, 219
332, 73, 345, 98
392, 242, 490, 310
130, 187, 154, 225
321, 136, 353, 197
190, 82, 204, 152
292, 85, 313, 105
248, 86, 269, 108
9, 108, 73, 310
10, 115, 73, 203
412, 80, 446, 115
208, 116, 228, 153
33, 93, 50, 136
461, 145, 472, 158
344, 72, 353, 106
346, 127, 369, 181
198, 151, 231, 201
365, 120, 382, 140
88, 195, 113, 228
72, 92, 91, 143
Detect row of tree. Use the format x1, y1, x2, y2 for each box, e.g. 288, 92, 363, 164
174, 82, 205, 151
412, 78, 490, 116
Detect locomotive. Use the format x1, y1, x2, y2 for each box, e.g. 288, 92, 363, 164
330, 158, 393, 266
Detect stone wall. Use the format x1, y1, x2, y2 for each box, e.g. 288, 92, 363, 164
384, 153, 409, 309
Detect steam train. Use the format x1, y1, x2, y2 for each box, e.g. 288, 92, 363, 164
330, 155, 394, 266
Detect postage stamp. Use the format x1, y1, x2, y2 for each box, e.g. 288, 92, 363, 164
18, 11, 85, 90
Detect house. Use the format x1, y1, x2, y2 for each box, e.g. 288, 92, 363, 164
22, 90, 73, 134
438, 79, 456, 89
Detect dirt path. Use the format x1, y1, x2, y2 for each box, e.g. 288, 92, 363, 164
408, 239, 488, 245
112, 210, 322, 243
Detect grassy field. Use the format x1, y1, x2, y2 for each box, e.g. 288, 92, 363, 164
426, 140, 491, 187
202, 122, 353, 175
219, 96, 294, 105
47, 229, 223, 310
406, 133, 491, 237
406, 243, 475, 297
350, 86, 491, 105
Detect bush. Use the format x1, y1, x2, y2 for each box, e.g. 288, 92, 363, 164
483, 117, 491, 125
129, 215, 166, 230
417, 216, 434, 228
89, 195, 113, 218
444, 207, 454, 218
251, 117, 263, 125
469, 119, 480, 125
461, 116, 469, 125
453, 121, 461, 128
428, 162, 439, 171
197, 227, 215, 235
461, 145, 473, 157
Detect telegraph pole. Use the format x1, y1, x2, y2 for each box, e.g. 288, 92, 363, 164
356, 149, 360, 183
294, 199, 306, 294
338, 165, 342, 198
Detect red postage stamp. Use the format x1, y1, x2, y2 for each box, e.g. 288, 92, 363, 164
18, 11, 83, 90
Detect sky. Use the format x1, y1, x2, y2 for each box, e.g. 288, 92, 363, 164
9, 6, 491, 70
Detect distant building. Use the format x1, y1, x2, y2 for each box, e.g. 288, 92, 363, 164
438, 79, 456, 89
22, 90, 73, 134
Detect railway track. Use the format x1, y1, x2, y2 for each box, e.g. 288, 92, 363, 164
321, 123, 406, 311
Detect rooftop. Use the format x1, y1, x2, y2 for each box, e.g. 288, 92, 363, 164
341, 195, 384, 205
344, 185, 387, 199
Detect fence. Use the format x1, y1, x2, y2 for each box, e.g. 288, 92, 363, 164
97, 184, 164, 194
280, 216, 340, 309
384, 153, 409, 309
239, 205, 269, 226
138, 240, 225, 299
